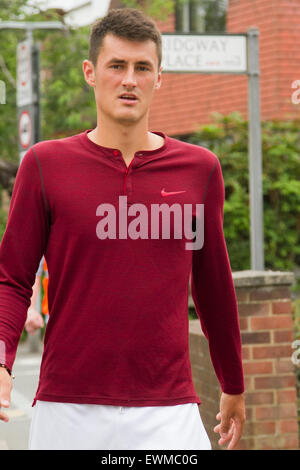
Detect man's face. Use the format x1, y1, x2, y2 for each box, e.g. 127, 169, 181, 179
83, 33, 162, 125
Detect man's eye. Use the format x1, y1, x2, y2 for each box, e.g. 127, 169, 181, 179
110, 65, 149, 71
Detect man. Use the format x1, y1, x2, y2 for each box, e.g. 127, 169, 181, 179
0, 8, 245, 450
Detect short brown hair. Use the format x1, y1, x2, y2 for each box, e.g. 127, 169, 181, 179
88, 8, 162, 70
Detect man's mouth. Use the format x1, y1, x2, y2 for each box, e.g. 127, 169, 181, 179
119, 93, 138, 104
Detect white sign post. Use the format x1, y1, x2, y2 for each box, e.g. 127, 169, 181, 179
17, 39, 33, 107
162, 31, 264, 271
16, 38, 36, 162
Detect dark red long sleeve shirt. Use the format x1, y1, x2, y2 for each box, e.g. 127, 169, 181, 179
0, 129, 244, 407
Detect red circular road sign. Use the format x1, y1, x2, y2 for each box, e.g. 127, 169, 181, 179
18, 110, 32, 149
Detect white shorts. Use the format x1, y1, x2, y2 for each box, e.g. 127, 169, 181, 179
28, 400, 212, 450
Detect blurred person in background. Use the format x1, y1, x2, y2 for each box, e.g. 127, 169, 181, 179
25, 256, 49, 335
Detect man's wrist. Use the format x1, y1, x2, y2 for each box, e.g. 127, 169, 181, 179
28, 307, 37, 314
221, 386, 245, 395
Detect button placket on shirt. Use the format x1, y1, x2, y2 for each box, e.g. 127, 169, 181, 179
121, 151, 144, 206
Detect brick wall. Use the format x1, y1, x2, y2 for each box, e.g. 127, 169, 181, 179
188, 269, 299, 450
149, 0, 300, 136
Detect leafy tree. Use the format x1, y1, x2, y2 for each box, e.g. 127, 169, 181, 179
0, 1, 95, 161
199, 0, 227, 32
183, 112, 300, 272
120, 0, 175, 20
121, 0, 227, 30
36, 24, 95, 140
0, 1, 31, 162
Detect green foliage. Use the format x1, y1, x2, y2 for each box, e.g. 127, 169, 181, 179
0, 206, 7, 241
174, 0, 227, 33
0, 183, 8, 241
19, 6, 97, 140
121, 0, 175, 20
293, 298, 300, 338
121, 0, 227, 31
0, 1, 96, 161
200, 0, 227, 32
37, 24, 96, 139
182, 112, 300, 273
0, 1, 28, 162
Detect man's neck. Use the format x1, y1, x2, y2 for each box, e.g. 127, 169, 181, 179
87, 122, 164, 156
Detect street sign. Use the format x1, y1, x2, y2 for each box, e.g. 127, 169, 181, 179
16, 39, 34, 107
17, 105, 36, 161
18, 110, 32, 149
16, 39, 40, 161
162, 33, 247, 73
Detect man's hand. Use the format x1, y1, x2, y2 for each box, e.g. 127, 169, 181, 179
213, 392, 245, 450
0, 367, 12, 422
25, 307, 44, 334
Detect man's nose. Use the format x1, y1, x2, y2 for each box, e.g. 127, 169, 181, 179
121, 67, 137, 87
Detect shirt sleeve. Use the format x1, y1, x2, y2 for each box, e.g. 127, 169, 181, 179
0, 146, 50, 371
190, 155, 245, 394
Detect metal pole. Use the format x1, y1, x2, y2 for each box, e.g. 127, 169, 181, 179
32, 42, 41, 142
247, 27, 264, 270
183, 0, 190, 32
0, 21, 66, 31
26, 28, 33, 43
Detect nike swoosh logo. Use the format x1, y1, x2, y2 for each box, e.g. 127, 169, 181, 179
161, 188, 186, 197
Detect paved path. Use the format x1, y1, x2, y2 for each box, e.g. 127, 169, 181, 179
0, 341, 42, 450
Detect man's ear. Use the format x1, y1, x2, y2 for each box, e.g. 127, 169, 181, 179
155, 67, 163, 89
82, 59, 96, 88
155, 66, 162, 89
